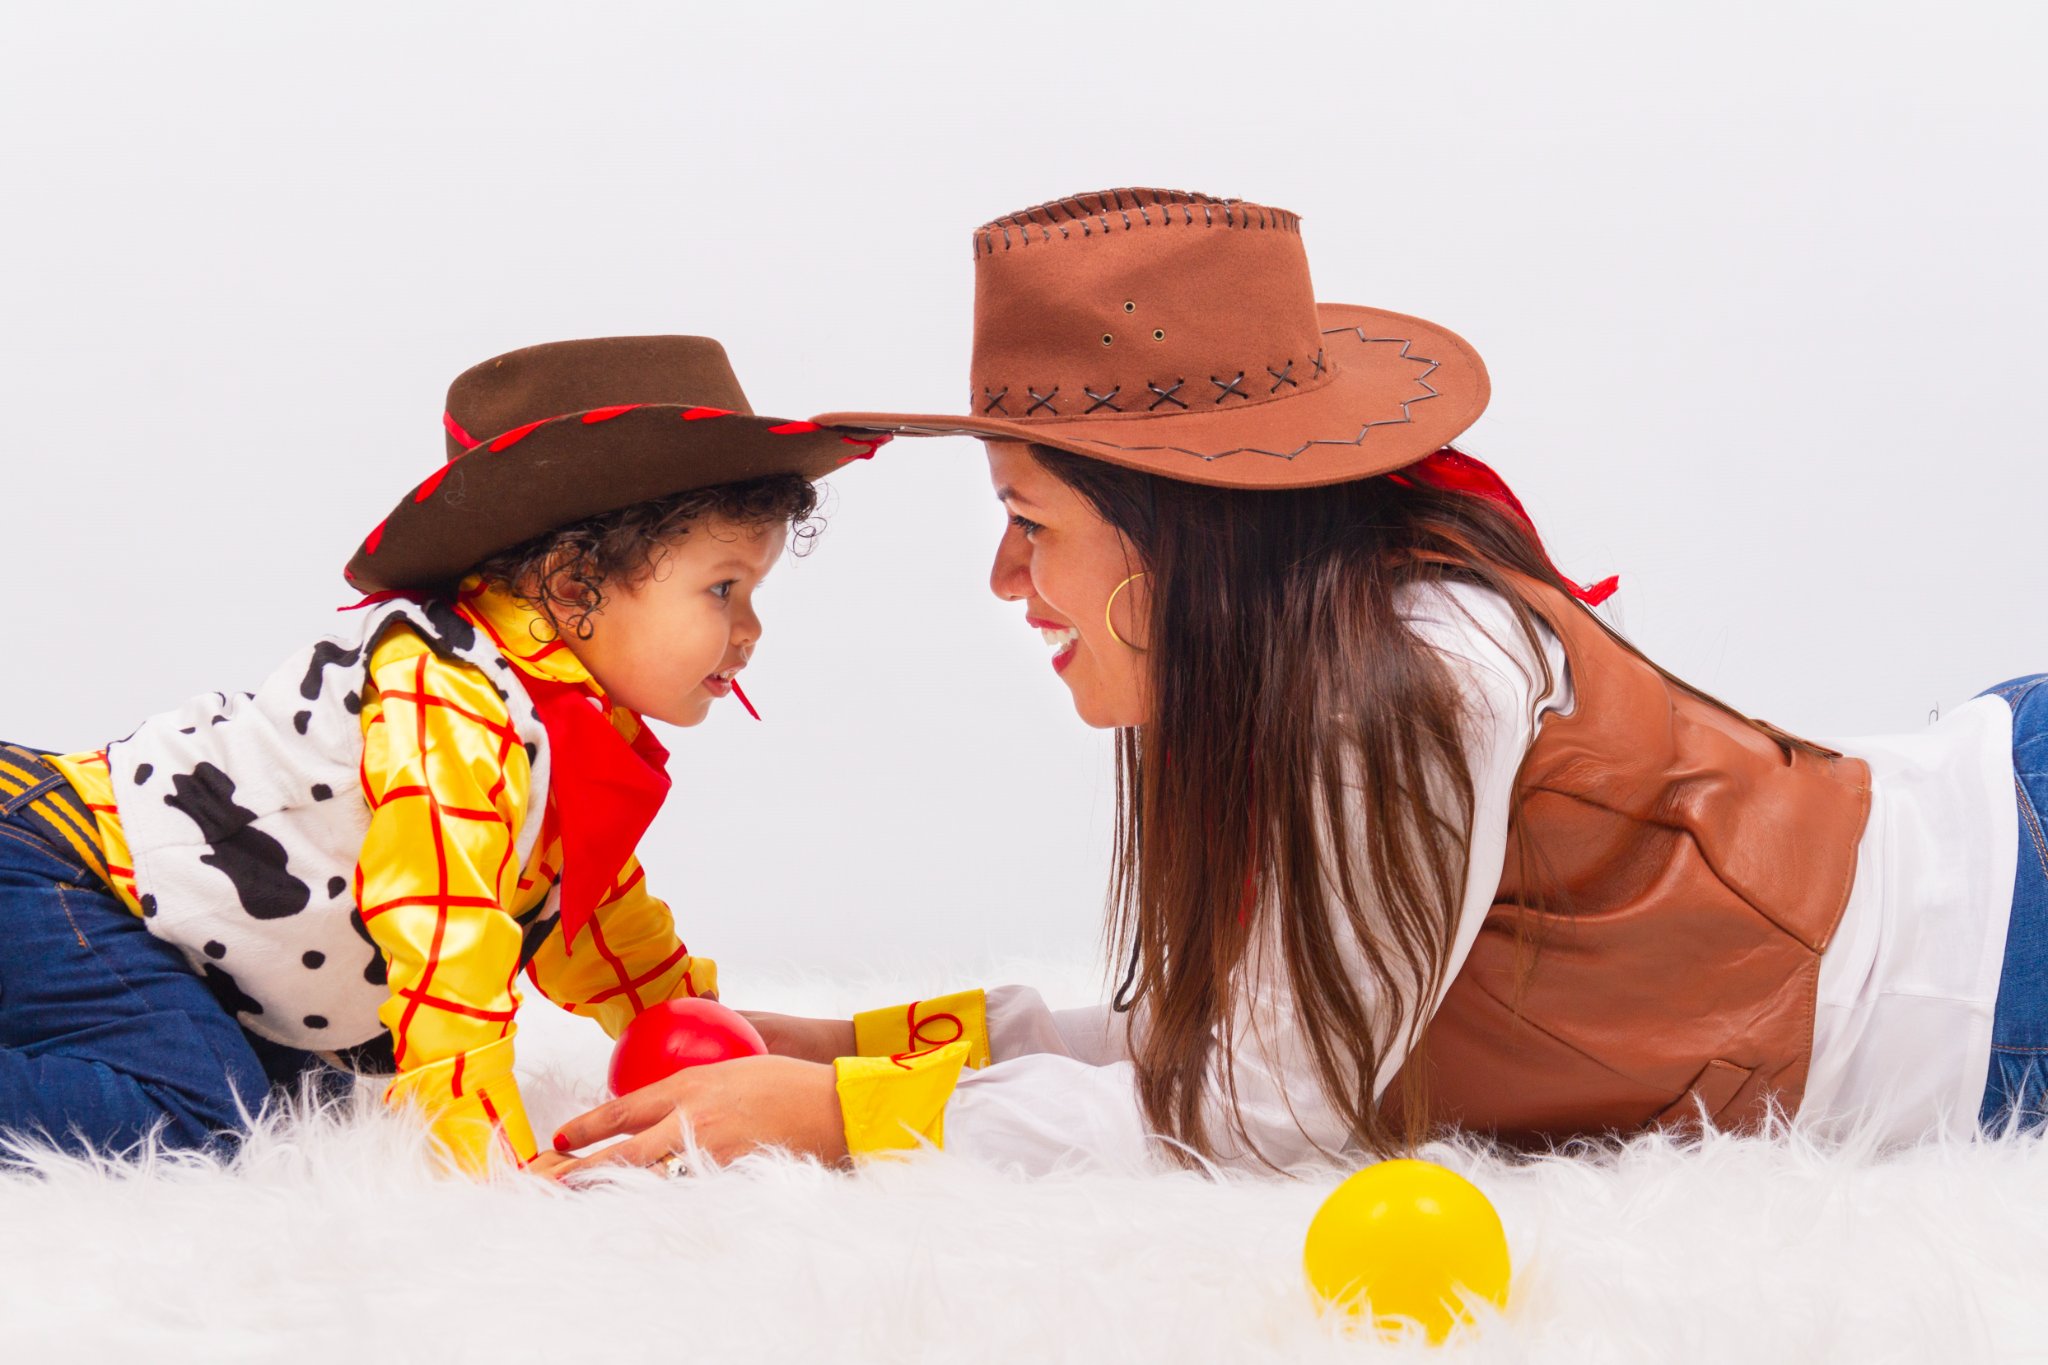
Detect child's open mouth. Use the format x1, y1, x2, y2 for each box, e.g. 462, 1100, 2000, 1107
1028, 617, 1080, 674
703, 669, 739, 698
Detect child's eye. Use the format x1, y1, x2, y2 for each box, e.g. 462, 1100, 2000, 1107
710, 580, 736, 600
1009, 513, 1043, 538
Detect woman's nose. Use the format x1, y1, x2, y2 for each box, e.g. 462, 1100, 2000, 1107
989, 530, 1032, 601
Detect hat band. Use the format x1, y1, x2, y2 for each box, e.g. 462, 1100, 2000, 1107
975, 345, 1332, 422
443, 410, 481, 451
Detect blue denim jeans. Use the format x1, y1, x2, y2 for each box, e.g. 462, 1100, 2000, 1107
1979, 675, 2048, 1131
0, 764, 279, 1158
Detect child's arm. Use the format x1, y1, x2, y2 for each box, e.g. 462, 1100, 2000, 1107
357, 629, 539, 1172
524, 856, 714, 1038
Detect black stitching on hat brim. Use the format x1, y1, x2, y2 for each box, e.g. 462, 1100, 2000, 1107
815, 313, 1486, 474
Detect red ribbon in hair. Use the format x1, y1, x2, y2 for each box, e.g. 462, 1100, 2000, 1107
1392, 449, 1619, 607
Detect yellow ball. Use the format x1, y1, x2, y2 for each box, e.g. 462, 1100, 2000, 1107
1302, 1159, 1511, 1342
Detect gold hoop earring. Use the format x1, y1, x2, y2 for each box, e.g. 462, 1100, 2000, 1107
1105, 572, 1150, 652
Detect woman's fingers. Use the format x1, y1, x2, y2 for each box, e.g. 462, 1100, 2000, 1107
549, 1074, 691, 1151
547, 1122, 683, 1180
526, 1150, 577, 1179
541, 1057, 848, 1182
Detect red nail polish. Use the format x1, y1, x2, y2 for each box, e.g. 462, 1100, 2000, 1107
553, 1132, 572, 1152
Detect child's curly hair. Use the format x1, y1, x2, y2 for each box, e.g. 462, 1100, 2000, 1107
471, 474, 822, 640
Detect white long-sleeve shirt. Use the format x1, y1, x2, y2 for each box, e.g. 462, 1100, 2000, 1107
940, 583, 2017, 1174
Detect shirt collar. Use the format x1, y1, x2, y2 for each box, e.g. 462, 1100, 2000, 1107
455, 577, 605, 695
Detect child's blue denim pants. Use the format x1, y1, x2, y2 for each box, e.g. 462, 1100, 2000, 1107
0, 745, 277, 1157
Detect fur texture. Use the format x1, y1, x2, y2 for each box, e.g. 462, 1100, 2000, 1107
1, 963, 2043, 1363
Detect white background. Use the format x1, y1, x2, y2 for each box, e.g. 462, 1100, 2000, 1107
3, 1, 2042, 983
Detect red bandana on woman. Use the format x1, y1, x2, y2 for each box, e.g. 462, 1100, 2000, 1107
1397, 448, 1620, 607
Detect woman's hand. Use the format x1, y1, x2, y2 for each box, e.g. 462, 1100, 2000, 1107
739, 1011, 857, 1065
532, 1054, 849, 1179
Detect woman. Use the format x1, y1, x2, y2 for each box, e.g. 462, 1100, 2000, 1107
540, 189, 2036, 1178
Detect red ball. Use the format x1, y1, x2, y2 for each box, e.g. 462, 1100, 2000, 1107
608, 998, 769, 1097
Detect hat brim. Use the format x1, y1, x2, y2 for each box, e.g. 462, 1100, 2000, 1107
344, 405, 883, 592
815, 305, 1486, 490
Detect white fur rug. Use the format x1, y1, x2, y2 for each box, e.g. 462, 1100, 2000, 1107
3, 964, 2044, 1364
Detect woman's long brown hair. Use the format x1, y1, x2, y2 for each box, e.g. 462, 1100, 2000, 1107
1031, 442, 1823, 1167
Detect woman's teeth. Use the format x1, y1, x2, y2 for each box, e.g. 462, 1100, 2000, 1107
1038, 625, 1079, 654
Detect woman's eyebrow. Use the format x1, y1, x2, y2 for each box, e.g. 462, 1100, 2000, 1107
995, 486, 1040, 507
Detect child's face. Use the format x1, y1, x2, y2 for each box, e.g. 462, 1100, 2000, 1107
571, 515, 790, 726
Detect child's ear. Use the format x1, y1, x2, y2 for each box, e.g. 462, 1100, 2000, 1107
530, 544, 585, 606
508, 544, 597, 641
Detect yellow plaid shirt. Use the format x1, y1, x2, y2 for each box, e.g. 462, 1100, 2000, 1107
54, 583, 713, 1171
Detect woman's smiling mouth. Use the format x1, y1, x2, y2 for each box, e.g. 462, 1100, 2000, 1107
1028, 616, 1080, 673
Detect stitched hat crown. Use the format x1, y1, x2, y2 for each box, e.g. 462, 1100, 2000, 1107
966, 189, 1330, 422
443, 336, 755, 460
813, 186, 1489, 490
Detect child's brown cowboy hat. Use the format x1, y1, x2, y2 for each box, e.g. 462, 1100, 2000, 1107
345, 335, 886, 591
817, 188, 1487, 489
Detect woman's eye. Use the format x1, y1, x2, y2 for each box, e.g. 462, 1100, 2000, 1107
1009, 513, 1042, 537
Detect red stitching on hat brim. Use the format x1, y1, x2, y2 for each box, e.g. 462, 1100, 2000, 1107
348, 405, 868, 582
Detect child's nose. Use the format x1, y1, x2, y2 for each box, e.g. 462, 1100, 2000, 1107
732, 601, 763, 648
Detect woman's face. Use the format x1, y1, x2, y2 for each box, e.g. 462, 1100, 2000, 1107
986, 440, 1153, 728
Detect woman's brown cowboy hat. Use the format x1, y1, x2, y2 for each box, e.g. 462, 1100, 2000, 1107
817, 188, 1487, 489
345, 335, 887, 592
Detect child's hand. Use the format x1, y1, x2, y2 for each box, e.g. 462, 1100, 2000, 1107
539, 1055, 849, 1177
738, 1011, 856, 1064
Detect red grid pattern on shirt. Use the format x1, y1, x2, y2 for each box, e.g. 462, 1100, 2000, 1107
367, 653, 525, 1070
358, 603, 693, 1077
456, 594, 690, 1022
463, 592, 572, 674
520, 857, 698, 1013
580, 941, 694, 1008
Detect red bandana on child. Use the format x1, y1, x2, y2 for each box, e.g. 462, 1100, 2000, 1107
509, 671, 671, 951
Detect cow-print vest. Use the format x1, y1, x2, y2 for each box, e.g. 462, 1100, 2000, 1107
104, 596, 552, 1052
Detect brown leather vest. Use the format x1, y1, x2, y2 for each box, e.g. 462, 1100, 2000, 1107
1389, 574, 1873, 1142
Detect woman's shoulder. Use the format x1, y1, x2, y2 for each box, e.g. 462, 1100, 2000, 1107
1394, 576, 1556, 657
1393, 576, 1571, 715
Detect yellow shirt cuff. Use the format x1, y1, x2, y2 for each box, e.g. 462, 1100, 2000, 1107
834, 1039, 973, 1158
851, 989, 991, 1070
384, 1035, 537, 1173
